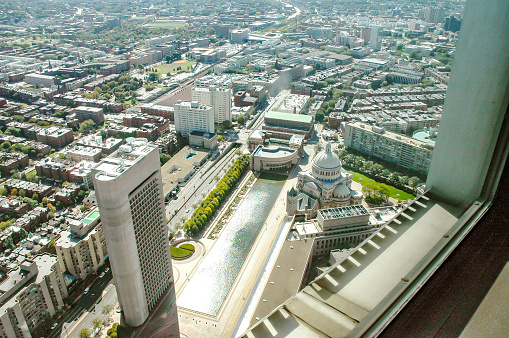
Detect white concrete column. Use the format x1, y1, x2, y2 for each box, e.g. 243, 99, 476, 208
426, 0, 509, 206
13, 305, 30, 338
49, 273, 65, 308
1, 312, 17, 338
40, 279, 56, 316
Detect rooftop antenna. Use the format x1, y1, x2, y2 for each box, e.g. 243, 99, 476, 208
126, 137, 135, 145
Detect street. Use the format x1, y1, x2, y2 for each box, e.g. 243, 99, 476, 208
47, 268, 114, 338
166, 146, 239, 232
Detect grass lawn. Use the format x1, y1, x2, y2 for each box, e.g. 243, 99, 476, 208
347, 169, 415, 201
179, 243, 195, 252
170, 246, 194, 258
155, 60, 196, 74
146, 21, 187, 28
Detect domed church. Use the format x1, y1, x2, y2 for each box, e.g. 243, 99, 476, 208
287, 142, 363, 218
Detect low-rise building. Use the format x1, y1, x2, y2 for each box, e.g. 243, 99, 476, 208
188, 131, 218, 150
35, 157, 74, 182
77, 135, 122, 155
0, 152, 29, 176
251, 145, 298, 172
4, 179, 53, 198
74, 106, 105, 124
68, 161, 95, 189
65, 146, 102, 163
289, 205, 376, 256
139, 103, 174, 120
263, 111, 314, 139
35, 126, 74, 149
24, 73, 59, 88
0, 197, 30, 217
52, 183, 81, 206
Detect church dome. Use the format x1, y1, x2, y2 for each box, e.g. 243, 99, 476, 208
333, 183, 351, 199
313, 142, 342, 170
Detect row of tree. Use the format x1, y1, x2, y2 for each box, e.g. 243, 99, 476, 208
183, 154, 251, 235
337, 149, 423, 191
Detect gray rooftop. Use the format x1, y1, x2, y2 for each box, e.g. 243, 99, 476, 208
318, 205, 369, 220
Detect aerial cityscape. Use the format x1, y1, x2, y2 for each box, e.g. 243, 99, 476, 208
0, 0, 467, 337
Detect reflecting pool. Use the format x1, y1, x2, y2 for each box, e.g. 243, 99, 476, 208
177, 173, 286, 316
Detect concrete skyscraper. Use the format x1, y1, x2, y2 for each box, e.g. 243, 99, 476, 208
369, 26, 382, 51
174, 100, 215, 137
92, 139, 177, 329
192, 86, 232, 123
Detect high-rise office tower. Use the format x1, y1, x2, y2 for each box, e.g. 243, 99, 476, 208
92, 139, 176, 328
174, 100, 215, 137
191, 86, 232, 124
369, 26, 382, 51
361, 27, 371, 44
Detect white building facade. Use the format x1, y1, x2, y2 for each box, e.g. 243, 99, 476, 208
344, 122, 433, 174
0, 255, 68, 338
174, 101, 215, 137
191, 86, 232, 123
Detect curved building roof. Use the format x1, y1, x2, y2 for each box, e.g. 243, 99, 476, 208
313, 143, 342, 170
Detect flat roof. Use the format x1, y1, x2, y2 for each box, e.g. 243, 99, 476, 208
265, 111, 313, 124
160, 146, 209, 197
250, 239, 314, 326
253, 145, 296, 159
319, 205, 369, 220
348, 122, 431, 149
93, 139, 155, 179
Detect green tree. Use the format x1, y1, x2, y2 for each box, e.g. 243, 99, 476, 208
3, 237, 15, 251
408, 176, 421, 188
160, 153, 171, 165
79, 120, 96, 135
222, 120, 232, 129
148, 72, 160, 82
377, 184, 391, 201
362, 182, 376, 196
4, 127, 21, 137
372, 163, 383, 175
390, 172, 400, 183
237, 114, 245, 125
102, 304, 114, 316
92, 318, 103, 331
315, 110, 325, 122
79, 328, 91, 338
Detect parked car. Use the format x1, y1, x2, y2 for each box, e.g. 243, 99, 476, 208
84, 287, 90, 294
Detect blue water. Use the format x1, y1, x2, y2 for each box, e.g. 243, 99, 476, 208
177, 173, 285, 316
